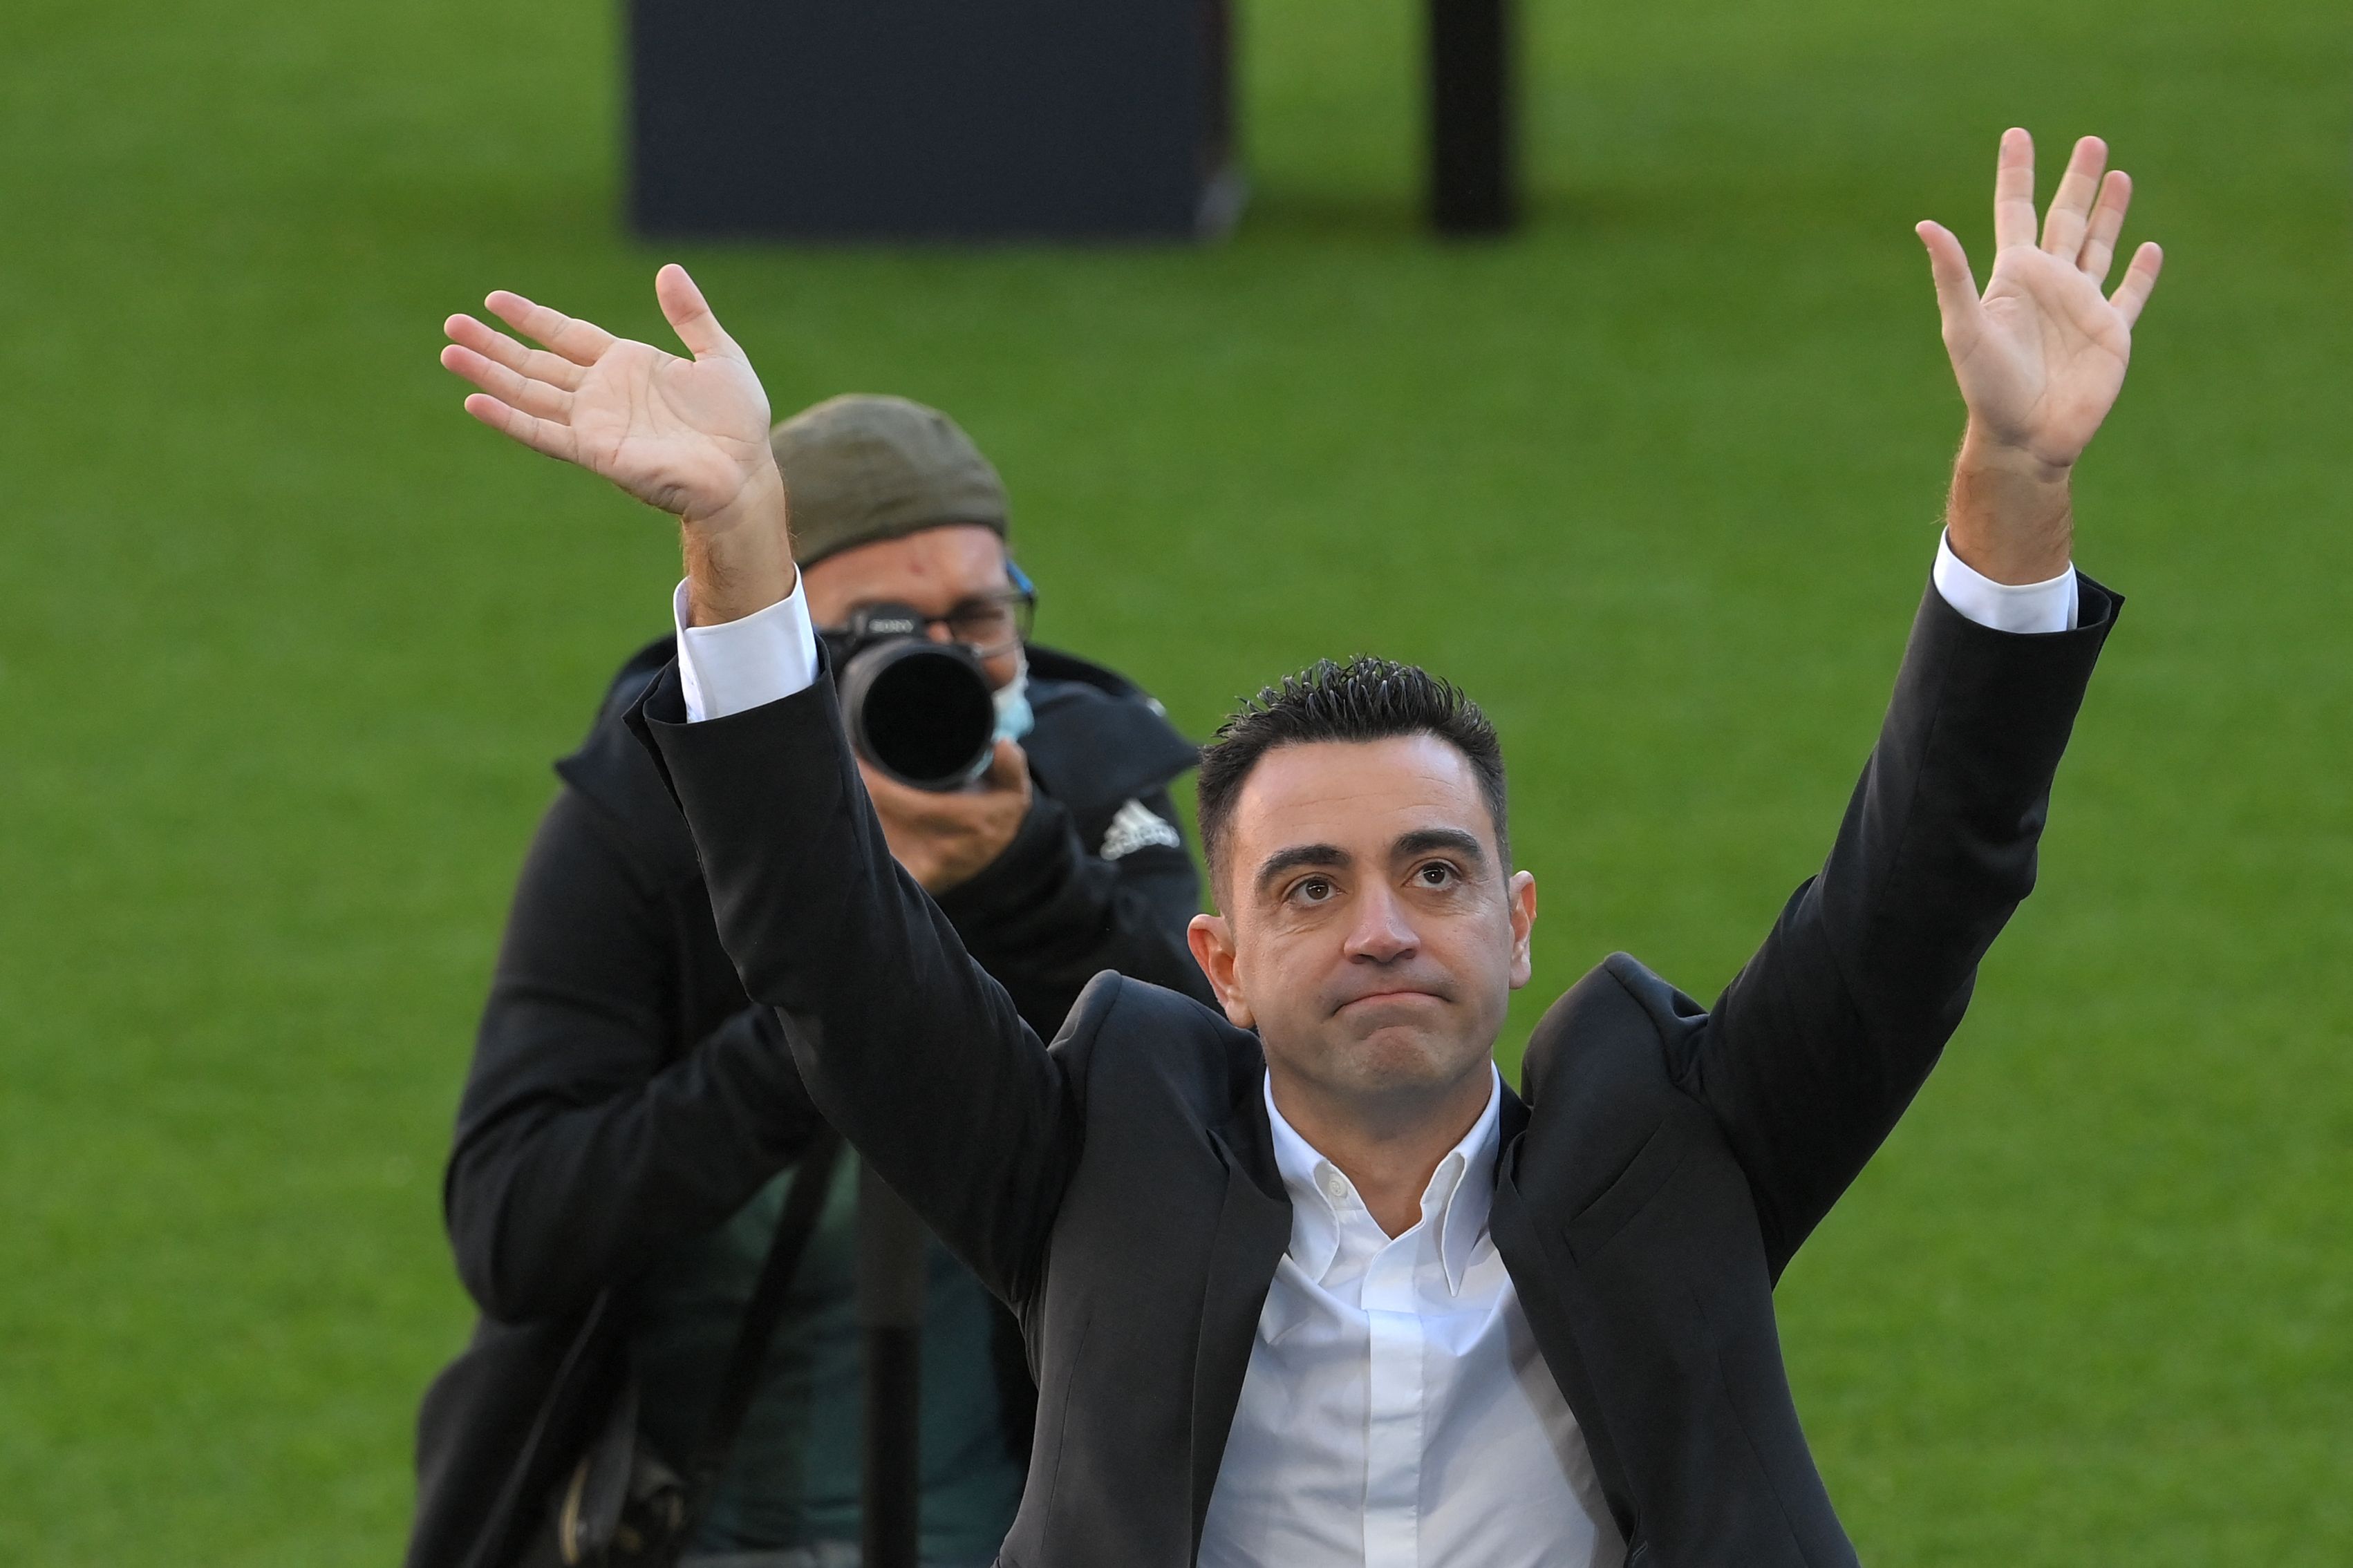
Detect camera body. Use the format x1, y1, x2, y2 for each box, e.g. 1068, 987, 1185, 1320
823, 603, 1000, 791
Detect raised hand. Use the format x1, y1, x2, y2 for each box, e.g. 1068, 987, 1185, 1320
1916, 130, 2163, 583
442, 264, 796, 623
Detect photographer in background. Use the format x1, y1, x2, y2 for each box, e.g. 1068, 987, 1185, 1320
417, 394, 1212, 1567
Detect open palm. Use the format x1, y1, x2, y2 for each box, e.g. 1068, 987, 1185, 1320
441, 265, 775, 522
1919, 130, 2163, 471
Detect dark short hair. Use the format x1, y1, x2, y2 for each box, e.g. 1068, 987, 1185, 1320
1197, 656, 1509, 891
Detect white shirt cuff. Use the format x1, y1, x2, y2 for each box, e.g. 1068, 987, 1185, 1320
1932, 531, 2078, 634
673, 577, 821, 723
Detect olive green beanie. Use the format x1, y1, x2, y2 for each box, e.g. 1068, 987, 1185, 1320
769, 394, 1009, 568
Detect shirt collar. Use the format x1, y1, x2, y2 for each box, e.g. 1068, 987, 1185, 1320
1263, 1064, 1503, 1294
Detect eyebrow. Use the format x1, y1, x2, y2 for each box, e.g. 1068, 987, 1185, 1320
1253, 843, 1349, 896
1394, 827, 1489, 869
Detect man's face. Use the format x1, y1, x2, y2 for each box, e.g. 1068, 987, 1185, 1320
1187, 735, 1537, 1115
803, 522, 1022, 690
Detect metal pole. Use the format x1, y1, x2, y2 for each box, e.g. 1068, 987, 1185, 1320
857, 1160, 925, 1568
1427, 0, 1518, 234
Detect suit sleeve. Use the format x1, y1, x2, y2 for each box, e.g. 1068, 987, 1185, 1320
1686, 576, 2119, 1275
933, 782, 1212, 1038
634, 664, 1083, 1307
444, 786, 827, 1321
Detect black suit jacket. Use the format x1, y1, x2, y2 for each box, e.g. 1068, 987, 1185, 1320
633, 579, 2117, 1567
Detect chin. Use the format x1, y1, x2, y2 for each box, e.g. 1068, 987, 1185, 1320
1329, 1024, 1470, 1095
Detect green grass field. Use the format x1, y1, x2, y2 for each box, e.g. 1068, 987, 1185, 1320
3, 0, 2350, 1560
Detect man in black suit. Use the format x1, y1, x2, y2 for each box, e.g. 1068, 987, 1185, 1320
440, 129, 2162, 1565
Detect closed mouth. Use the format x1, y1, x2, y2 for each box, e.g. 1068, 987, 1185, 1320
1337, 988, 1446, 1011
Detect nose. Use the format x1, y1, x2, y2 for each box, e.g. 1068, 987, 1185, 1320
924, 621, 955, 645
1343, 883, 1418, 966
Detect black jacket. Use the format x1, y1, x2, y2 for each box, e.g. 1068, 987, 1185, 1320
408, 638, 1209, 1568
635, 579, 2119, 1567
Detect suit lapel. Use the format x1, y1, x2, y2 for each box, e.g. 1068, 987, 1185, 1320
1492, 1081, 1639, 1544
1496, 1080, 1531, 1153
1188, 1081, 1292, 1549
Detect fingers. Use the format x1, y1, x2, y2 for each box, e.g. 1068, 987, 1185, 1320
444, 312, 587, 393
861, 742, 1026, 813
459, 392, 580, 464
1987, 129, 2148, 301
440, 341, 574, 422
857, 759, 925, 813
1993, 126, 2038, 251
655, 263, 744, 363
2076, 169, 2132, 284
984, 738, 1029, 791
2109, 242, 2164, 328
1915, 220, 1982, 334
482, 290, 617, 366
2039, 135, 2108, 258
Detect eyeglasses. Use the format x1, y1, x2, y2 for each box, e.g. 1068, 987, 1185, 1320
835, 562, 1037, 659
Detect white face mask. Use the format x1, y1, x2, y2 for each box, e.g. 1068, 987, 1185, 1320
993, 653, 1035, 744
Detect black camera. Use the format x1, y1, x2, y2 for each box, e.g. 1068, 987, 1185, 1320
823, 603, 998, 791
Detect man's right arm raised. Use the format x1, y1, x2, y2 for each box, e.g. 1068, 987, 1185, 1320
442, 265, 1081, 1303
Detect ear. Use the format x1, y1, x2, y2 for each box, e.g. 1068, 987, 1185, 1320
1505, 870, 1538, 990
1187, 912, 1256, 1029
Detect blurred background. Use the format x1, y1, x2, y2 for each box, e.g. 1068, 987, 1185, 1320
3, 0, 2349, 1560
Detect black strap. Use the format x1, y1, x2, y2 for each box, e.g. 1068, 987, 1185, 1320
677, 1121, 847, 1540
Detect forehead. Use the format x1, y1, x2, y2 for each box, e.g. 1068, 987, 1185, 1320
803, 523, 1008, 620
1229, 735, 1496, 865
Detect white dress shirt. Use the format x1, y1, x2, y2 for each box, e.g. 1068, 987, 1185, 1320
1928, 531, 2079, 634
668, 538, 2077, 1561
1197, 1068, 1620, 1567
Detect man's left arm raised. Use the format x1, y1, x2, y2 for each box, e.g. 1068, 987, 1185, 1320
1689, 129, 2163, 1270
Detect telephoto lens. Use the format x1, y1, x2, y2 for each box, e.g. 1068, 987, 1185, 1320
825, 605, 999, 791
